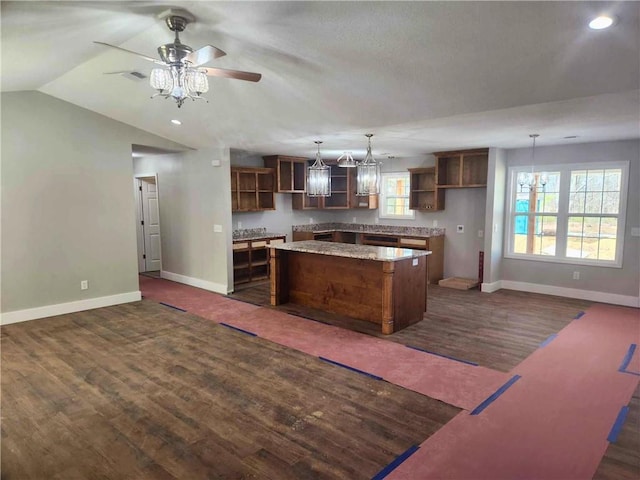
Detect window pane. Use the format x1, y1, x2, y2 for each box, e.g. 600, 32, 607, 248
599, 217, 618, 261
569, 191, 585, 213
571, 170, 587, 192
583, 217, 601, 238
512, 214, 556, 255
604, 170, 621, 191
602, 191, 620, 214
586, 169, 604, 191
538, 191, 559, 213
585, 192, 603, 214
536, 216, 557, 255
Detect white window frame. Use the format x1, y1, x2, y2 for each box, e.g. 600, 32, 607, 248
505, 161, 628, 268
378, 172, 415, 220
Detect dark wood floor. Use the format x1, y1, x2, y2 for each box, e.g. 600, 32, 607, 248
230, 282, 593, 372
230, 282, 639, 479
1, 300, 459, 480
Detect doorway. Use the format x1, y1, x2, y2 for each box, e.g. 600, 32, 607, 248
135, 175, 162, 274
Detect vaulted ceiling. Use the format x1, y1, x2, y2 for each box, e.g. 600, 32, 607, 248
2, 1, 639, 160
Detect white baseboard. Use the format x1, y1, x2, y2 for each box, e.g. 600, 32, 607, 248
499, 280, 639, 308
160, 270, 229, 295
0, 291, 142, 326
481, 281, 502, 293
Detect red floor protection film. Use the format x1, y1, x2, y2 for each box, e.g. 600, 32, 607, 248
139, 276, 509, 410
387, 303, 640, 480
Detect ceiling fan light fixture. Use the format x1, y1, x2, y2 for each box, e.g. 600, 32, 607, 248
150, 68, 172, 92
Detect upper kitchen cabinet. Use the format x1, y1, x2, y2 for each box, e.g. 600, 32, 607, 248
263, 155, 307, 193
231, 167, 276, 212
322, 164, 350, 209
409, 167, 445, 211
434, 148, 489, 188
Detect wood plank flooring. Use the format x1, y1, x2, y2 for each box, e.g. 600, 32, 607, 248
230, 282, 592, 372
230, 282, 639, 479
1, 300, 459, 480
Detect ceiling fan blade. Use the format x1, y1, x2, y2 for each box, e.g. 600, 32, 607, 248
94, 41, 164, 65
202, 67, 262, 83
186, 45, 226, 66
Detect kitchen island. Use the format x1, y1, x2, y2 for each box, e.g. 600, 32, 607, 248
270, 240, 430, 334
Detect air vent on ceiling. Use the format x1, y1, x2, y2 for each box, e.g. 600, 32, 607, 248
122, 71, 147, 81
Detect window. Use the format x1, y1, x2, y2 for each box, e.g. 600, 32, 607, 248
506, 162, 628, 267
379, 172, 415, 219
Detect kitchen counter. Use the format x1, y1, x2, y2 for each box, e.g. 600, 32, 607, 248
270, 240, 428, 334
272, 240, 430, 262
232, 227, 287, 242
291, 223, 445, 284
292, 222, 445, 237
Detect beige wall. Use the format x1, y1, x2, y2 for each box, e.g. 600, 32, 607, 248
134, 148, 233, 293
1, 91, 187, 317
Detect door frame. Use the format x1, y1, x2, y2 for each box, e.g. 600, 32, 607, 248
134, 173, 162, 274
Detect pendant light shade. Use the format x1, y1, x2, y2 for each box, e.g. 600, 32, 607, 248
307, 141, 331, 197
356, 134, 381, 196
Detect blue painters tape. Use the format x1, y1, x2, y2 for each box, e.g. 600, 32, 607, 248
219, 323, 257, 337
318, 357, 383, 381
539, 334, 558, 348
618, 344, 637, 372
159, 302, 186, 312
406, 345, 478, 367
371, 444, 419, 480
607, 406, 630, 443
470, 375, 522, 416
574, 311, 585, 319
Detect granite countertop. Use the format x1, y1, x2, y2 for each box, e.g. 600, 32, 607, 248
271, 240, 431, 261
232, 228, 286, 241
291, 222, 445, 237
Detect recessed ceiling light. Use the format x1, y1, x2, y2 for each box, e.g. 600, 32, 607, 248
589, 15, 614, 30
171, 119, 182, 125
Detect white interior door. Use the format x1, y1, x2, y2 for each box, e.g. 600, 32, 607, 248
140, 177, 162, 272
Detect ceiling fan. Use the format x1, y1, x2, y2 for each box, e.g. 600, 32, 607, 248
95, 10, 262, 107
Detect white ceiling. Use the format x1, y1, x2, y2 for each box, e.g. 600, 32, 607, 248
2, 1, 639, 160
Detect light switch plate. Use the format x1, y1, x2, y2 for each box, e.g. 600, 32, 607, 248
213, 224, 222, 232
211, 160, 221, 167
631, 227, 640, 237
412, 258, 419, 266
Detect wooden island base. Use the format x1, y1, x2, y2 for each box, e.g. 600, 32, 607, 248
270, 241, 428, 334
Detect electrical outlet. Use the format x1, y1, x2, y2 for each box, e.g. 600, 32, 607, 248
478, 230, 484, 238
457, 225, 464, 233
214, 224, 222, 233
80, 280, 88, 290
352, 216, 357, 223
572, 271, 580, 280
433, 220, 438, 227
237, 221, 242, 229
309, 217, 314, 224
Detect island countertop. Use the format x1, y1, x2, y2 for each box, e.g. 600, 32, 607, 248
270, 240, 431, 261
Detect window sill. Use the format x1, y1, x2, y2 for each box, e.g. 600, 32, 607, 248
503, 252, 622, 268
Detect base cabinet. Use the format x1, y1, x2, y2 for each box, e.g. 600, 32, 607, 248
233, 236, 285, 286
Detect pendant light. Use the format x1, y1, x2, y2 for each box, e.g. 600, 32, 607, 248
307, 141, 331, 197
337, 151, 357, 168
518, 134, 547, 192
356, 133, 381, 196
